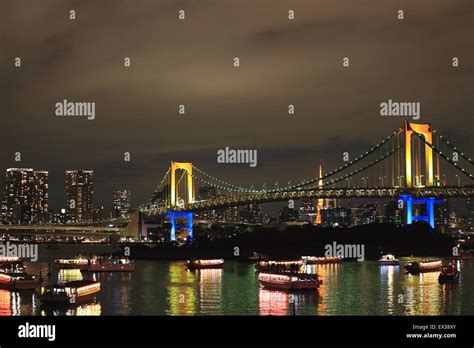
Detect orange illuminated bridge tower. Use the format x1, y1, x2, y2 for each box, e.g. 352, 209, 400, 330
404, 121, 434, 188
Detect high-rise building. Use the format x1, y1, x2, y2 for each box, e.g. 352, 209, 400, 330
65, 170, 93, 222
2, 168, 48, 224
31, 171, 49, 223
113, 190, 131, 218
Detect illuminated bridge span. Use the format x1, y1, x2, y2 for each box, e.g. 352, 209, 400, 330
140, 122, 474, 239
187, 187, 474, 211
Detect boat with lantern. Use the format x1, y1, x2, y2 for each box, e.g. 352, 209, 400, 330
186, 258, 224, 270
85, 257, 135, 272
404, 259, 442, 274
255, 260, 306, 273
438, 260, 460, 284
0, 256, 26, 275
301, 256, 341, 264
257, 272, 322, 290
40, 280, 100, 306
54, 257, 89, 270
378, 254, 399, 266
0, 272, 41, 291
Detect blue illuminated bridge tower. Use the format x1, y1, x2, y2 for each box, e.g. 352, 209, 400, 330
167, 162, 194, 241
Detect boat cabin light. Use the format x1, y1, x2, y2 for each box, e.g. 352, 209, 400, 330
194, 259, 223, 265
0, 273, 13, 284
0, 257, 21, 262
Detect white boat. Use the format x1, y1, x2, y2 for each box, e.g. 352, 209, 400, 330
378, 254, 399, 265
258, 272, 322, 290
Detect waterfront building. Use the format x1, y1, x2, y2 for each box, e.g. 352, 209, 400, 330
113, 189, 131, 218
31, 170, 49, 223
2, 168, 49, 224
65, 170, 93, 222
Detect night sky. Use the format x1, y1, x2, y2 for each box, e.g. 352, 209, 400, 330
0, 0, 472, 211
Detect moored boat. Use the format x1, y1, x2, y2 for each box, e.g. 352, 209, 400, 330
85, 258, 135, 272
378, 254, 399, 266
0, 272, 41, 291
301, 256, 341, 264
40, 280, 100, 306
405, 259, 442, 274
438, 261, 460, 284
186, 258, 224, 270
54, 257, 89, 271
0, 256, 26, 275
255, 260, 305, 273
258, 272, 321, 290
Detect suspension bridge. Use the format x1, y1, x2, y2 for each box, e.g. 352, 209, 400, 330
140, 122, 474, 240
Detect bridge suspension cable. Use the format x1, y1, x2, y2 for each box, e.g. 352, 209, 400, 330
432, 129, 474, 166
413, 131, 474, 181
294, 143, 405, 190
191, 128, 403, 194
192, 165, 263, 193
150, 167, 170, 204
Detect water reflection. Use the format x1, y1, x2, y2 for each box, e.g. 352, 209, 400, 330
0, 289, 12, 315
258, 288, 320, 316
41, 302, 101, 316
259, 289, 288, 315
400, 267, 442, 315
2, 260, 470, 316
58, 269, 83, 283
199, 269, 222, 314
307, 263, 340, 315
167, 262, 197, 315
379, 265, 398, 315
0, 290, 37, 316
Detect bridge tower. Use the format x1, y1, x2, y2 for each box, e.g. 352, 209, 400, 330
170, 161, 194, 207
168, 162, 194, 241
403, 122, 438, 228
404, 121, 434, 188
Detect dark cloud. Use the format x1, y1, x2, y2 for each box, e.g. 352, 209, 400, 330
0, 0, 472, 210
